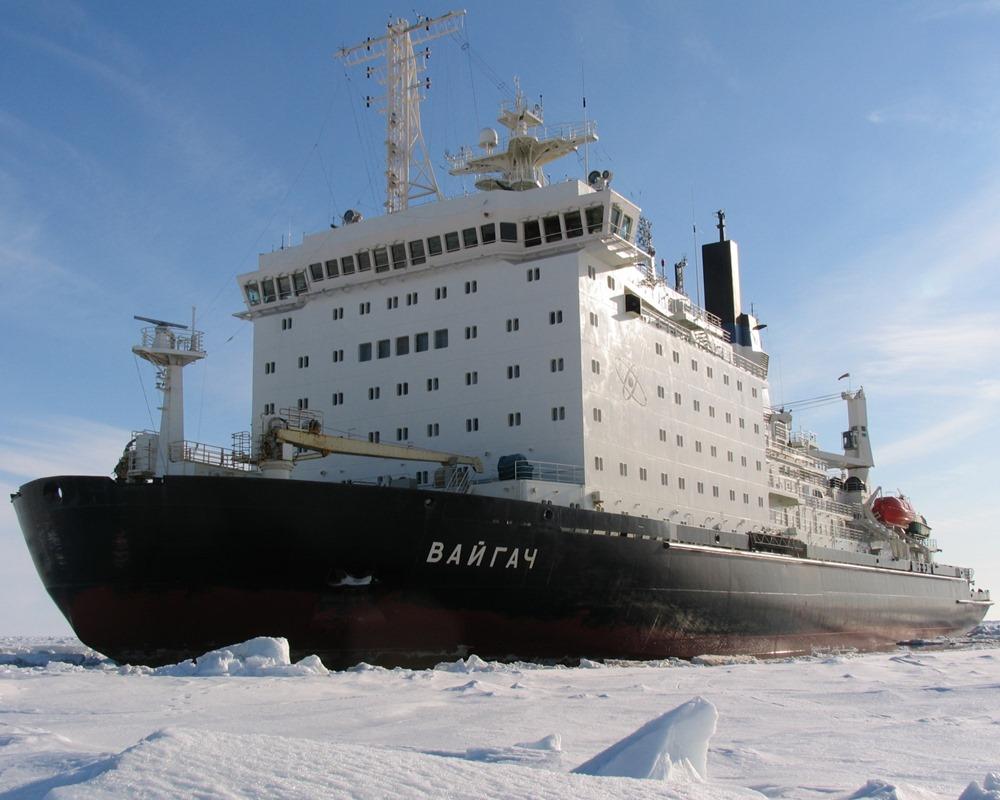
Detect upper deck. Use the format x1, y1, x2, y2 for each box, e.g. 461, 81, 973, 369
236, 180, 645, 319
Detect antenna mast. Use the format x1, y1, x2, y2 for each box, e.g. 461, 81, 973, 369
336, 10, 466, 215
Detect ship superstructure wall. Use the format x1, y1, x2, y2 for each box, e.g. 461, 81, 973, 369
240, 181, 783, 526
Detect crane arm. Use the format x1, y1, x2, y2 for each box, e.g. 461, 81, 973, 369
273, 427, 484, 473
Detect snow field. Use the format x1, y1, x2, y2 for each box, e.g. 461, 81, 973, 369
0, 627, 998, 799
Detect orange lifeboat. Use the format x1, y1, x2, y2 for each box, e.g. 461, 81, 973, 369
872, 495, 916, 529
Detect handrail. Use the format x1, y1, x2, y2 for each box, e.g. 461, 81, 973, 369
168, 440, 255, 472
503, 459, 585, 484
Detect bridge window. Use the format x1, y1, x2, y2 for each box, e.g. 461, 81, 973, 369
261, 278, 276, 303
524, 220, 542, 247
373, 247, 390, 272
564, 210, 583, 238
543, 215, 562, 243
391, 243, 407, 269
408, 240, 426, 265
585, 205, 603, 233
500, 222, 517, 242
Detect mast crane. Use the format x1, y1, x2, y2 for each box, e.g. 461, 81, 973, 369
336, 10, 466, 214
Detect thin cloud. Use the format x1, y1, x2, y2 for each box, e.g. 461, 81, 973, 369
918, 0, 1000, 20
2, 27, 282, 202
0, 417, 131, 483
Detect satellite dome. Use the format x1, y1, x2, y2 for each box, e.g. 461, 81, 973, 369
479, 127, 499, 151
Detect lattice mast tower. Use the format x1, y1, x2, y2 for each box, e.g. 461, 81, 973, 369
336, 10, 466, 214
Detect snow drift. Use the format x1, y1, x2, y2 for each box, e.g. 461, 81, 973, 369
150, 637, 328, 677
572, 696, 718, 782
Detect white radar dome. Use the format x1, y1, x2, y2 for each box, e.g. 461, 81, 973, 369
479, 127, 499, 151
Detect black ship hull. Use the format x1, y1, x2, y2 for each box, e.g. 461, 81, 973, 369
12, 475, 989, 668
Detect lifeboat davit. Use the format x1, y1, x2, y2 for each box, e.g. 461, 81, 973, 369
872, 495, 916, 529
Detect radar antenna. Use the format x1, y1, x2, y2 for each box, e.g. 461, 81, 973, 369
336, 10, 466, 215
134, 315, 188, 330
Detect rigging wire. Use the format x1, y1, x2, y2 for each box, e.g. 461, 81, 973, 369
459, 19, 480, 130
340, 66, 381, 212
777, 392, 845, 409
316, 145, 341, 225
450, 30, 512, 98
200, 82, 342, 320
132, 354, 156, 429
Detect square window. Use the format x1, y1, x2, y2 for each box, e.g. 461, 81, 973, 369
377, 339, 390, 359
500, 222, 518, 242
326, 258, 340, 277
358, 342, 372, 362
434, 329, 448, 349
395, 336, 410, 356
340, 255, 356, 274
415, 332, 429, 352
462, 227, 478, 248
445, 231, 460, 252
427, 235, 443, 256
480, 223, 496, 244
356, 251, 372, 272
309, 262, 324, 281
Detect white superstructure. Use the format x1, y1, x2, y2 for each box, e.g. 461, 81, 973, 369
235, 171, 781, 528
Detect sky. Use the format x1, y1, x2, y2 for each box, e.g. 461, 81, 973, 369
1, 0, 997, 633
